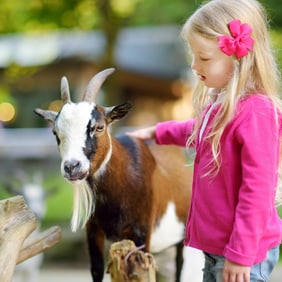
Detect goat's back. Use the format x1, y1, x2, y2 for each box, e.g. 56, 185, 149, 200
143, 141, 193, 252
148, 142, 192, 219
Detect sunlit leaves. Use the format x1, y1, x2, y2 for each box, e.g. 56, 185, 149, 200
111, 0, 141, 19
0, 0, 98, 33
0, 0, 198, 34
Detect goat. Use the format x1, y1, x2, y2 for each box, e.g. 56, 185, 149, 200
34, 68, 193, 282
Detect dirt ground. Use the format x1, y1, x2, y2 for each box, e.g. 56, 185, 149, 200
12, 264, 282, 282
13, 247, 282, 282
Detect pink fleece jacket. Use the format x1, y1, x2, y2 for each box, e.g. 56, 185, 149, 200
155, 94, 282, 266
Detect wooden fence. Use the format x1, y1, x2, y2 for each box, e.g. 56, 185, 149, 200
0, 196, 61, 282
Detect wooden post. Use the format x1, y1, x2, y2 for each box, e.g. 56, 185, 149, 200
0, 196, 62, 281
107, 240, 156, 282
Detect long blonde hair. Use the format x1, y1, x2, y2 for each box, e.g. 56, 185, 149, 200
182, 0, 282, 167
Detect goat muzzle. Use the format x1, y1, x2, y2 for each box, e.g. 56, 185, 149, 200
63, 160, 88, 181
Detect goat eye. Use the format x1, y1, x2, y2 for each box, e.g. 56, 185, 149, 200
96, 125, 105, 132
52, 129, 60, 144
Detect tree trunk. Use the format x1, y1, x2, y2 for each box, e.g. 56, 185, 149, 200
107, 240, 156, 282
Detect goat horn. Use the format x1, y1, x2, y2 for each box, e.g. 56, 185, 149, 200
83, 68, 115, 102
61, 76, 71, 104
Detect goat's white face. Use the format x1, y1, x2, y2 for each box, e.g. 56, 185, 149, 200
52, 100, 131, 183
54, 102, 95, 182
35, 69, 132, 183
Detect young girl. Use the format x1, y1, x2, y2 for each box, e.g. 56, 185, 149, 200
128, 0, 282, 281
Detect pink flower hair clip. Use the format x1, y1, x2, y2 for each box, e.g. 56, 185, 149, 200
218, 19, 254, 58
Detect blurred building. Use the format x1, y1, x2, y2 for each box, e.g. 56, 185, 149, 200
0, 25, 193, 129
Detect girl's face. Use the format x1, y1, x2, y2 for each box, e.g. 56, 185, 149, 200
189, 33, 234, 89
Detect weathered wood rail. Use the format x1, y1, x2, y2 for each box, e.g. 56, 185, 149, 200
0, 195, 62, 282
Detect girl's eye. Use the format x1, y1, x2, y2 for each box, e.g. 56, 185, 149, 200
200, 57, 210, 62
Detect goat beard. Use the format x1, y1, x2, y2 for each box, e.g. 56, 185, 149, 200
71, 180, 95, 232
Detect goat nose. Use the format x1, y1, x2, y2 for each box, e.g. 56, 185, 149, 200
64, 160, 81, 175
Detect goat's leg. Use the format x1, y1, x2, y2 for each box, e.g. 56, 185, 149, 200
175, 242, 184, 282
86, 220, 105, 282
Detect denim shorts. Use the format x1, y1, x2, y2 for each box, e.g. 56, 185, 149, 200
202, 245, 280, 282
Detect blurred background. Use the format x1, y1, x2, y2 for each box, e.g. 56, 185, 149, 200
0, 0, 282, 281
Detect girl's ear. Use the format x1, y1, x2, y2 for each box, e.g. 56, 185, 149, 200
34, 108, 58, 123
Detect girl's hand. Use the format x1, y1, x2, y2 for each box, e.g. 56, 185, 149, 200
126, 126, 156, 141
223, 259, 251, 282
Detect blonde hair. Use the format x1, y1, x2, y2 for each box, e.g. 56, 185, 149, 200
182, 0, 282, 203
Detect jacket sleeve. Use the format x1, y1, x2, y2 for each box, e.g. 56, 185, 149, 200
155, 119, 196, 147
224, 97, 281, 265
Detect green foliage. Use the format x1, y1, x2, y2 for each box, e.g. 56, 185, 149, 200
0, 85, 13, 104
270, 30, 282, 70
111, 0, 140, 17
0, 0, 200, 33
0, 0, 99, 33
43, 175, 73, 223
260, 0, 282, 28
132, 0, 198, 26
0, 1, 282, 33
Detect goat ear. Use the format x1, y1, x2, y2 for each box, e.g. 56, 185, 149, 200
105, 102, 132, 123
34, 108, 58, 123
